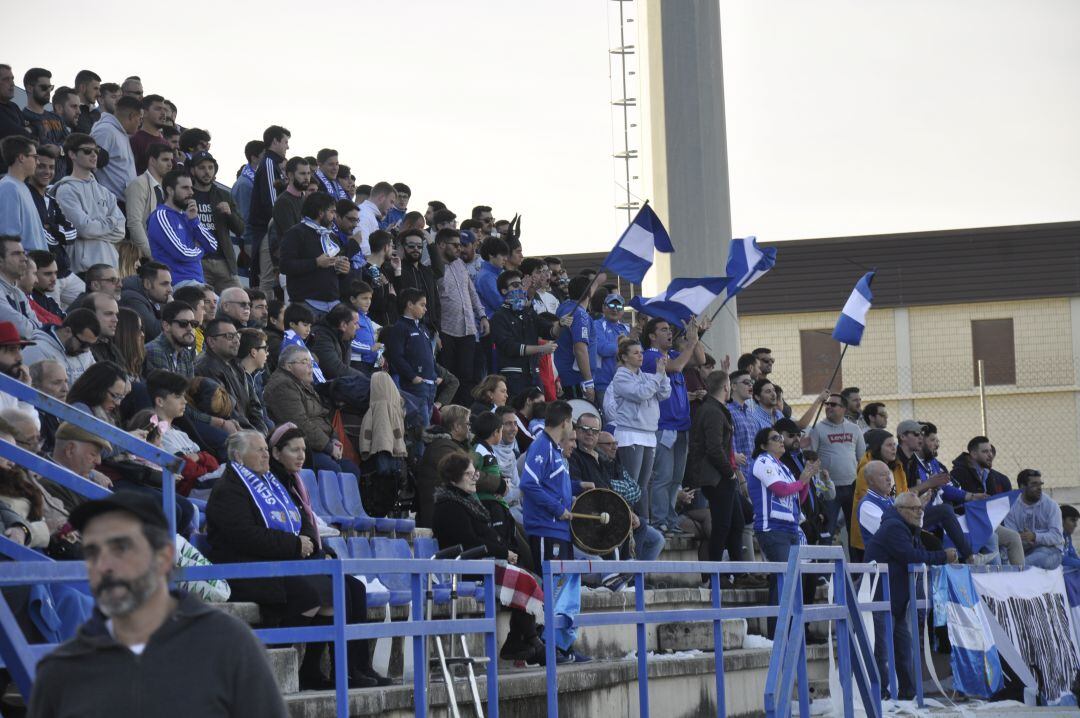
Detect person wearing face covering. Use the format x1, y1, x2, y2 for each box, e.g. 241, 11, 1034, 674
489, 269, 559, 398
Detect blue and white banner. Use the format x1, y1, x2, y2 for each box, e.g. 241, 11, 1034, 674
955, 490, 1020, 553
720, 236, 776, 307
600, 203, 674, 284
628, 276, 729, 328
832, 271, 875, 346
935, 566, 1003, 698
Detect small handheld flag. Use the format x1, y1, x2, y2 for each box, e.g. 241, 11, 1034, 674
600, 203, 674, 284
629, 277, 730, 327
719, 236, 776, 308
831, 271, 876, 346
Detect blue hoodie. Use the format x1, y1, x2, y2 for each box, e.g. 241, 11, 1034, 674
475, 260, 503, 319
520, 430, 582, 541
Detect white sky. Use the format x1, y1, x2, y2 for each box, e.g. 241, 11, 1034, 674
6, 0, 1079, 256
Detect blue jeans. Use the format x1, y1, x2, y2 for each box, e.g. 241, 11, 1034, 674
634, 522, 665, 561
874, 607, 914, 698
311, 451, 362, 479
757, 530, 799, 637
1025, 545, 1063, 569
401, 381, 436, 427
649, 430, 688, 528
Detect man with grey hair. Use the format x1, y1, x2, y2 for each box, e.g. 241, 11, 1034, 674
29, 358, 67, 451
28, 492, 287, 717
225, 429, 265, 464
217, 287, 251, 328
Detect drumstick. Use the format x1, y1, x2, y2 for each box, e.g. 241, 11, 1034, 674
569, 512, 610, 525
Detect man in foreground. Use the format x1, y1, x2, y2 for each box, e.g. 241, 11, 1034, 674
28, 492, 286, 717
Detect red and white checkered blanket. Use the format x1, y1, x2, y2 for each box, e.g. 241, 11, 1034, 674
494, 563, 545, 621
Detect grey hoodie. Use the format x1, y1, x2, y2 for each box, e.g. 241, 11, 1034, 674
51, 174, 125, 273
89, 112, 137, 201
605, 364, 671, 435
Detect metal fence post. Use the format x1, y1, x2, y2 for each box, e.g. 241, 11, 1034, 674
635, 571, 649, 718
907, 568, 924, 707
484, 571, 499, 718
411, 571, 427, 717
543, 562, 558, 718
711, 572, 725, 718
834, 559, 854, 718
882, 574, 897, 700
332, 562, 348, 718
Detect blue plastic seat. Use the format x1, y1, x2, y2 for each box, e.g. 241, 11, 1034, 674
317, 470, 378, 532
302, 469, 365, 531
370, 537, 415, 606
323, 536, 350, 559
342, 537, 390, 608
189, 532, 212, 556
336, 472, 402, 534
409, 537, 479, 602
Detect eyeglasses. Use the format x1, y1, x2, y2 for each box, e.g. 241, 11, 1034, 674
226, 301, 251, 309
210, 332, 240, 340
77, 147, 99, 155
107, 390, 128, 403
169, 319, 195, 329
576, 426, 600, 435
254, 345, 268, 351
74, 336, 96, 351
287, 358, 313, 366
767, 434, 783, 442
824, 402, 843, 408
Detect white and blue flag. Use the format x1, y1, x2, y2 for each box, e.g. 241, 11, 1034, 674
935, 566, 1004, 698
831, 271, 876, 346
955, 490, 1020, 552
719, 236, 776, 308
628, 277, 729, 328
601, 203, 674, 284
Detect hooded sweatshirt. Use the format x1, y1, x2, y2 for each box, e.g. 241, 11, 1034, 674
22, 324, 95, 385
51, 174, 125, 273
89, 112, 136, 200
0, 174, 48, 251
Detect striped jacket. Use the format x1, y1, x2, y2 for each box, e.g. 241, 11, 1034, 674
147, 204, 218, 285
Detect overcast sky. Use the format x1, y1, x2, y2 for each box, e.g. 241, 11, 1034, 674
6, 0, 1079, 257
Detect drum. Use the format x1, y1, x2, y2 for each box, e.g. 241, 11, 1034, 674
570, 488, 633, 555
567, 398, 598, 423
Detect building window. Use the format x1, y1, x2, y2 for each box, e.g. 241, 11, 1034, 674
800, 329, 842, 395
971, 318, 1016, 386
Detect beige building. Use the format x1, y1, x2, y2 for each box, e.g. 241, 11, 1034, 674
735, 222, 1080, 490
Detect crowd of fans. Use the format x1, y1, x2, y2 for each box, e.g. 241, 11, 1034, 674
0, 63, 1078, 694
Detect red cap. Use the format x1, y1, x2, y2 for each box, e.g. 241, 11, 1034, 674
0, 322, 35, 347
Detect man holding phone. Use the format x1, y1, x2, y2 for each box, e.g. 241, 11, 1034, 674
147, 169, 218, 287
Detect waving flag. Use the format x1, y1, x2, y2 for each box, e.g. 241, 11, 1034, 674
955, 490, 1020, 552
600, 203, 674, 284
831, 271, 876, 346
628, 277, 730, 327
719, 236, 776, 308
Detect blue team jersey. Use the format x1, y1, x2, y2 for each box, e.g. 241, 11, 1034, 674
857, 490, 893, 542
749, 453, 800, 533
593, 317, 629, 391
553, 302, 596, 388
520, 431, 576, 541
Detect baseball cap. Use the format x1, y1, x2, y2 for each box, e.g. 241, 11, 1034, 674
187, 150, 217, 169
896, 420, 922, 436
69, 490, 169, 533
603, 294, 625, 309
0, 322, 35, 347
459, 230, 476, 245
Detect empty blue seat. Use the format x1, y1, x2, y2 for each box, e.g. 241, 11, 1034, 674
302, 469, 366, 531
340, 537, 389, 608
413, 536, 438, 559
336, 472, 402, 534
370, 537, 416, 606
323, 536, 350, 559
317, 470, 378, 532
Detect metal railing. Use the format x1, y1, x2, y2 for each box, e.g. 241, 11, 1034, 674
541, 553, 897, 718
0, 372, 184, 536
0, 554, 499, 718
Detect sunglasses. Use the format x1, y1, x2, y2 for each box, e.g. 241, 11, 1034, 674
576, 425, 600, 434
227, 300, 251, 308
169, 319, 195, 329
211, 331, 240, 340
767, 434, 783, 442
824, 402, 843, 408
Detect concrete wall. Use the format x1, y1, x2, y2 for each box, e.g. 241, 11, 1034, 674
739, 297, 1080, 488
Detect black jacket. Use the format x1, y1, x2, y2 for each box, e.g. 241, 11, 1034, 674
394, 259, 441, 334
119, 275, 163, 341
194, 350, 270, 434
949, 453, 1012, 506
490, 304, 554, 377
278, 222, 342, 304
415, 428, 471, 528
685, 395, 737, 489
431, 484, 510, 561
205, 465, 322, 607
27, 590, 288, 718
264, 323, 285, 373
248, 149, 284, 231
307, 318, 363, 381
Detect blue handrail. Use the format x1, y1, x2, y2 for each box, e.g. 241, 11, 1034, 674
0, 557, 499, 718
0, 372, 184, 535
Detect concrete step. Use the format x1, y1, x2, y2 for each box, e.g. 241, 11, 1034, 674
284, 645, 833, 717
267, 647, 299, 695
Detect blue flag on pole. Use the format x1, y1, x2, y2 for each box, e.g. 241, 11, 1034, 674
831, 271, 876, 346
628, 277, 730, 328
600, 204, 674, 284
934, 566, 1004, 698
719, 236, 776, 308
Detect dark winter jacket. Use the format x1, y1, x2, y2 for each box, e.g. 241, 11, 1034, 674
27, 590, 287, 718
863, 506, 948, 616
685, 395, 737, 489
119, 275, 163, 341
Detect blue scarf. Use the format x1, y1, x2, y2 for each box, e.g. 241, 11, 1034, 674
315, 170, 347, 200
302, 217, 340, 257
240, 164, 256, 183
232, 462, 302, 535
